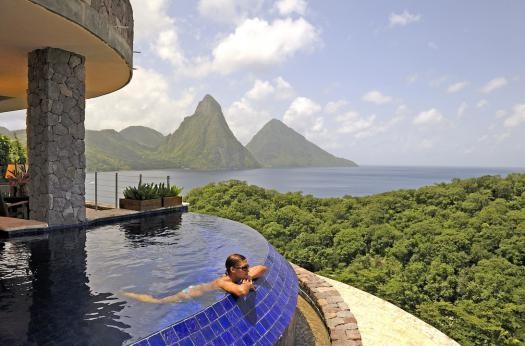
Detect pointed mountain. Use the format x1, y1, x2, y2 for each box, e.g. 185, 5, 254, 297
120, 126, 166, 148
246, 119, 357, 167
159, 95, 261, 170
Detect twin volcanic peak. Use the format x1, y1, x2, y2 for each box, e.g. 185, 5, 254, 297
247, 118, 357, 168
4, 94, 357, 170
158, 94, 261, 170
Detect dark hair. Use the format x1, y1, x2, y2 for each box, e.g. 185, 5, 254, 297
225, 254, 246, 274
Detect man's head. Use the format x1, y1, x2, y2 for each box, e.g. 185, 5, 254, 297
225, 253, 249, 279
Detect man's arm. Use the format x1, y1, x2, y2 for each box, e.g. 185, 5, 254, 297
215, 278, 254, 297
123, 282, 218, 304
249, 265, 267, 279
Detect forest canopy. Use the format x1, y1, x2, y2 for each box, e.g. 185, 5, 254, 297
187, 174, 525, 346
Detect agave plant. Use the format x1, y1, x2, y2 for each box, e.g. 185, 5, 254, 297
123, 183, 160, 200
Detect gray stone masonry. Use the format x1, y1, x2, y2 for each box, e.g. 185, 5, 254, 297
293, 264, 363, 346
27, 47, 86, 226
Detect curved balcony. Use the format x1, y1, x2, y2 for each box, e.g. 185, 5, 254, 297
0, 0, 133, 112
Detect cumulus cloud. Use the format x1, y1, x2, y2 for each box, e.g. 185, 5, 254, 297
413, 108, 444, 126
457, 102, 468, 117
389, 10, 421, 27
190, 17, 319, 76
336, 111, 377, 138
503, 104, 525, 128
495, 109, 507, 119
225, 99, 271, 144
481, 77, 508, 94
274, 0, 307, 16
130, 0, 176, 42
283, 97, 324, 137
325, 100, 349, 114
197, 0, 263, 24
154, 29, 186, 68
477, 99, 488, 109
447, 81, 469, 93
86, 67, 196, 134
246, 77, 295, 101
246, 80, 275, 100
362, 90, 392, 105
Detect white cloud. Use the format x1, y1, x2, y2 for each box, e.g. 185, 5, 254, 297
275, 0, 307, 16
226, 98, 271, 144
477, 99, 488, 109
154, 29, 186, 68
447, 81, 469, 93
420, 139, 433, 150
86, 67, 196, 134
481, 77, 508, 94
457, 102, 468, 117
362, 90, 392, 105
190, 17, 319, 76
336, 111, 377, 138
495, 109, 507, 119
413, 108, 444, 126
283, 97, 324, 137
503, 104, 525, 128
246, 80, 275, 100
197, 0, 264, 24
245, 77, 295, 101
325, 100, 348, 114
389, 10, 421, 27
0, 110, 25, 130
130, 0, 175, 42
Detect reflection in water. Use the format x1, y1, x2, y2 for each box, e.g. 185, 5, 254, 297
0, 213, 268, 344
0, 229, 131, 345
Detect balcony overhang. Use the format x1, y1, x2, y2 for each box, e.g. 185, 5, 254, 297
0, 0, 133, 113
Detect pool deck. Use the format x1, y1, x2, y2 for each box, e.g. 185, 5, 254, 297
0, 204, 188, 238
319, 275, 460, 346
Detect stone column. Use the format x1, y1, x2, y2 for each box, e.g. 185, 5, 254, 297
27, 47, 86, 225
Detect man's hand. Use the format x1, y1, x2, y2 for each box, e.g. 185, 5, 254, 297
242, 278, 256, 291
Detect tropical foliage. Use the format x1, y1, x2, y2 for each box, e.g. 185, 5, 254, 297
186, 174, 525, 346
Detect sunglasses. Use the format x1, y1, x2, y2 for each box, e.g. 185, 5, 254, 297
234, 265, 249, 271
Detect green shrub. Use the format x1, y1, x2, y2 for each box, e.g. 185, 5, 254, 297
123, 183, 160, 200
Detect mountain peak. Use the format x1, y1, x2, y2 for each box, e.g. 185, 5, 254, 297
247, 119, 357, 168
195, 94, 222, 116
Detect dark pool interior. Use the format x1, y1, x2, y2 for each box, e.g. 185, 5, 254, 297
0, 212, 268, 345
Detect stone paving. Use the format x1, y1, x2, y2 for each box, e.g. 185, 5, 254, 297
319, 275, 461, 346
293, 264, 362, 346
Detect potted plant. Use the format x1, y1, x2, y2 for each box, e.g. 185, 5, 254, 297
159, 183, 183, 207
6, 164, 29, 198
119, 182, 162, 211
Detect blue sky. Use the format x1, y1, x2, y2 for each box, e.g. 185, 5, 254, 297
3, 0, 525, 167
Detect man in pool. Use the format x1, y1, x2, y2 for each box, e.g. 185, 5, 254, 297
123, 254, 267, 303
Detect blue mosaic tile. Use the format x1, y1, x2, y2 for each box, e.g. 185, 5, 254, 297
148, 333, 166, 346
178, 337, 194, 346
160, 327, 178, 345
221, 331, 235, 344
173, 322, 189, 340
201, 325, 215, 340
184, 318, 199, 334
204, 306, 218, 321
190, 331, 206, 345
195, 311, 209, 328
132, 244, 298, 346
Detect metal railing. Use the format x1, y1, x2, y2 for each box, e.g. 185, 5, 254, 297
86, 171, 174, 210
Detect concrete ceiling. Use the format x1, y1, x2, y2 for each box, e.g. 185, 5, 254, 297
0, 0, 132, 113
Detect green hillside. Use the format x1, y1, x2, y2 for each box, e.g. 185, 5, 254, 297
119, 126, 166, 148
158, 94, 261, 170
187, 174, 525, 346
85, 129, 175, 171
247, 119, 357, 167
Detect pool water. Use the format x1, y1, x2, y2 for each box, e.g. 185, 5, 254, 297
0, 212, 268, 345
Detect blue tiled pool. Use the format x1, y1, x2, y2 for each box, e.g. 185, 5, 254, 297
0, 212, 297, 345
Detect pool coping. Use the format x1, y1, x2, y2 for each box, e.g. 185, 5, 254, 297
0, 205, 188, 238
292, 264, 363, 346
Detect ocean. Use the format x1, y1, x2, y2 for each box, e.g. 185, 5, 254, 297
85, 166, 525, 205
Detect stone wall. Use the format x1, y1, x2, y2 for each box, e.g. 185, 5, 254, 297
293, 264, 362, 346
80, 0, 133, 48
27, 47, 86, 226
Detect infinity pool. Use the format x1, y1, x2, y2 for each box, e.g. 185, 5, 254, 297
0, 212, 268, 345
